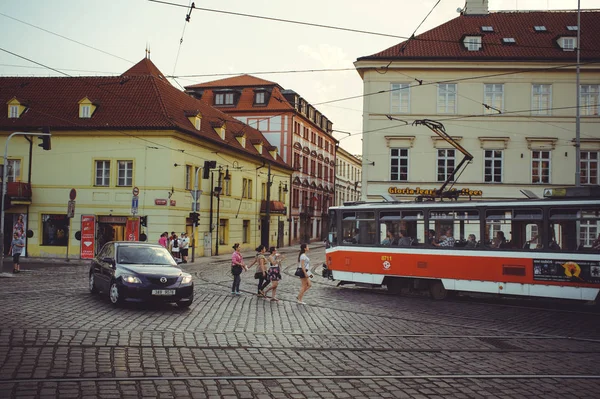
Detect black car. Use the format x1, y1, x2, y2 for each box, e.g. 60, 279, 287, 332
89, 241, 194, 308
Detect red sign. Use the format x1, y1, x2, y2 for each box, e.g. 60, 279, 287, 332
80, 215, 96, 259
170, 199, 176, 206
155, 199, 167, 205
125, 217, 140, 241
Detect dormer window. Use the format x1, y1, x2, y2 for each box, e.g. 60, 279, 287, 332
481, 26, 494, 32
534, 25, 547, 32
9, 105, 19, 118
255, 92, 265, 104
560, 37, 576, 51
502, 37, 516, 44
194, 117, 201, 130
567, 25, 578, 31
463, 36, 482, 51
78, 97, 97, 118
214, 91, 236, 106
253, 88, 271, 106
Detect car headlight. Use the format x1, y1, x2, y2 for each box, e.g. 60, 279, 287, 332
122, 275, 142, 284
181, 274, 192, 284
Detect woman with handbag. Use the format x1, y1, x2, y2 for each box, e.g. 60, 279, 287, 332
254, 245, 270, 297
230, 243, 246, 295
263, 247, 283, 302
296, 243, 312, 304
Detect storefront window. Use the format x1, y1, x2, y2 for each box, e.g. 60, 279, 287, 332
42, 214, 70, 246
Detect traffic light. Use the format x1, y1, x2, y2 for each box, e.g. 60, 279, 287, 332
38, 130, 51, 151
140, 216, 147, 227
203, 160, 216, 179
189, 212, 199, 226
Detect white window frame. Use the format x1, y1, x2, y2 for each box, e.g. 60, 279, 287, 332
95, 160, 110, 186
9, 105, 19, 118
194, 117, 201, 130
561, 37, 576, 51
534, 26, 547, 32
224, 93, 234, 105
390, 148, 409, 182
502, 37, 516, 44
255, 92, 265, 104
580, 151, 599, 185
531, 150, 551, 184
483, 84, 504, 114
437, 84, 457, 114
481, 26, 494, 32
464, 36, 482, 51
390, 83, 410, 114
484, 150, 503, 183
5, 159, 21, 182
579, 220, 598, 248
567, 25, 578, 31
580, 84, 600, 116
437, 149, 455, 182
215, 93, 224, 105
80, 105, 91, 118
531, 84, 552, 116
117, 160, 133, 187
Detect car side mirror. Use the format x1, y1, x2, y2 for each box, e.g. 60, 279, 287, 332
102, 257, 116, 267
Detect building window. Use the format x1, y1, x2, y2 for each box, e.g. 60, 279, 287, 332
215, 93, 224, 105
243, 220, 250, 243
502, 37, 516, 44
41, 214, 69, 246
310, 160, 316, 176
390, 148, 409, 181
95, 160, 110, 186
581, 151, 599, 185
481, 26, 494, 32
533, 25, 547, 32
437, 84, 457, 114
531, 151, 551, 184
531, 84, 552, 115
484, 84, 504, 114
219, 219, 228, 245
9, 105, 19, 118
224, 178, 232, 196
580, 220, 598, 248
215, 93, 234, 106
80, 105, 91, 118
302, 156, 308, 173
117, 160, 133, 187
242, 178, 253, 199
484, 150, 503, 183
390, 83, 410, 113
261, 182, 267, 200
318, 137, 323, 148
194, 118, 201, 130
255, 92, 265, 104
561, 37, 576, 51
292, 188, 299, 208
581, 85, 599, 116
567, 25, 578, 31
317, 163, 322, 178
437, 149, 455, 182
4, 159, 21, 183
185, 165, 199, 190
463, 36, 482, 51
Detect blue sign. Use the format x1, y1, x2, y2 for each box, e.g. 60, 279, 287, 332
132, 196, 139, 215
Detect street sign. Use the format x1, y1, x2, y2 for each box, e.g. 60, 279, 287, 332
132, 186, 140, 196
80, 215, 96, 259
67, 200, 76, 218
131, 196, 139, 215
69, 188, 77, 200
126, 217, 140, 241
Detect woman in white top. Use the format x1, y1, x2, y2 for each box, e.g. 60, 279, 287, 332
296, 243, 312, 304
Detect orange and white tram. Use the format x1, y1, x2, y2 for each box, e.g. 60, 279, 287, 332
323, 187, 600, 301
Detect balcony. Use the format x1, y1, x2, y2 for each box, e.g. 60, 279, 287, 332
3, 182, 32, 207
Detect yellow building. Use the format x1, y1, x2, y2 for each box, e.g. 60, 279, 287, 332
355, 1, 600, 201
335, 146, 362, 206
0, 57, 292, 259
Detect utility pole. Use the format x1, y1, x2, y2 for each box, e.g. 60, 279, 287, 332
575, 0, 581, 187
262, 162, 272, 246
215, 167, 223, 255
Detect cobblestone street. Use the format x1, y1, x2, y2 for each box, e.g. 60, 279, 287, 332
1, 245, 600, 398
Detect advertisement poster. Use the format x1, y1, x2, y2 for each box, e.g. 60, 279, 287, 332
125, 217, 140, 242
533, 259, 600, 284
13, 213, 27, 256
80, 215, 96, 259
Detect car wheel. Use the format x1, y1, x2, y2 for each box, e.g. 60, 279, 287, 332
89, 273, 98, 294
109, 281, 124, 305
177, 294, 193, 309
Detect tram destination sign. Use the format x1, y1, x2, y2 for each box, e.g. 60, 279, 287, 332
533, 259, 600, 284
388, 187, 483, 197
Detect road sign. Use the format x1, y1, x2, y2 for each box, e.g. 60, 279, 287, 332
67, 200, 76, 218
132, 186, 140, 196
69, 188, 77, 200
131, 196, 139, 215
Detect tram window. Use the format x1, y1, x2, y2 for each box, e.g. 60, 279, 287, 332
380, 211, 401, 221
485, 209, 512, 249
550, 208, 600, 251
342, 212, 376, 245
327, 210, 337, 247
514, 209, 543, 220
428, 210, 479, 245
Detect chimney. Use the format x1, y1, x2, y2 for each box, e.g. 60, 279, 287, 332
463, 0, 489, 15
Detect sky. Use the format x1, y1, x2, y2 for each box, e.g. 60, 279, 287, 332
2, 0, 599, 156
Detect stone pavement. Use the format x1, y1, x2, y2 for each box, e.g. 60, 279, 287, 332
1, 244, 600, 398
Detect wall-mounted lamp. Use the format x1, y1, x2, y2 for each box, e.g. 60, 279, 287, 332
565, 152, 568, 157
173, 163, 181, 167
224, 166, 231, 181
280, 182, 288, 193
521, 153, 524, 158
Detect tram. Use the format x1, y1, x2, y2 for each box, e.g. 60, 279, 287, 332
323, 186, 600, 301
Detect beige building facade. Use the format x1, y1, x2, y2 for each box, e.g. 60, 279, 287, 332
355, 2, 600, 201
335, 146, 362, 206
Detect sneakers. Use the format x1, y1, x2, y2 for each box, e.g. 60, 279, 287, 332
231, 291, 236, 295
297, 300, 306, 305
235, 292, 241, 295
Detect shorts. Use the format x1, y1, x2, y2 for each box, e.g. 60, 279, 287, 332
13, 253, 21, 264
180, 248, 189, 256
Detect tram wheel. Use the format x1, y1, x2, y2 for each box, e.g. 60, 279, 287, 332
429, 281, 447, 300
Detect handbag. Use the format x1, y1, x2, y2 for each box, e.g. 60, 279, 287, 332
294, 268, 305, 278
254, 271, 263, 279
231, 265, 242, 276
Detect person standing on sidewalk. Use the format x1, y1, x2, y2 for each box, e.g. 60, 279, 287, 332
9, 232, 25, 273
230, 243, 246, 295
254, 245, 270, 297
263, 247, 283, 302
296, 243, 312, 304
180, 233, 190, 263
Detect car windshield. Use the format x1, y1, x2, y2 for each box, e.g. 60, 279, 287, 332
116, 246, 177, 266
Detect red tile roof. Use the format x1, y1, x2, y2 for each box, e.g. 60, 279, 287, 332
186, 74, 278, 89
198, 85, 295, 113
0, 59, 290, 169
359, 10, 600, 61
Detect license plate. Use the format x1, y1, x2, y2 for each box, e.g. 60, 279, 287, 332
152, 289, 176, 296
